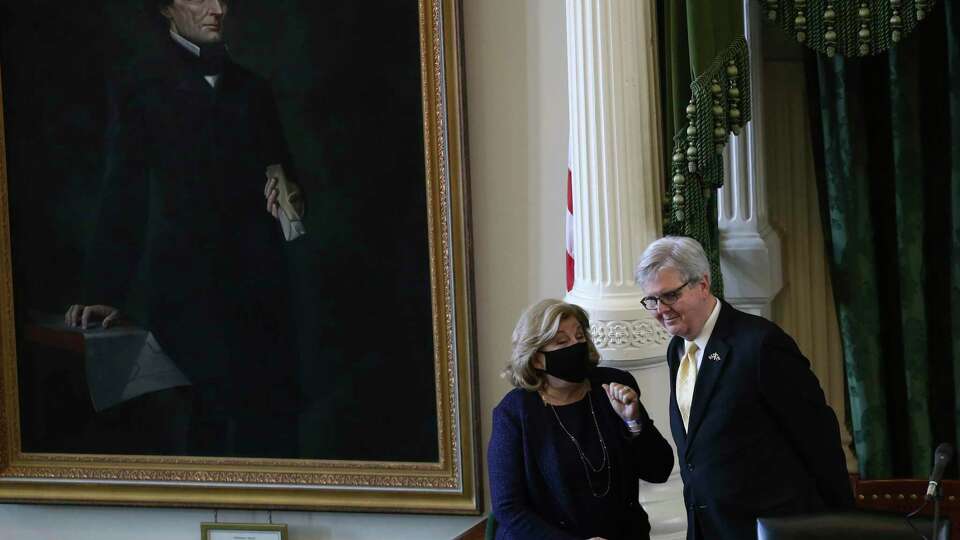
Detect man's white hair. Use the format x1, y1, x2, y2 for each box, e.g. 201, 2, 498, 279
635, 236, 711, 289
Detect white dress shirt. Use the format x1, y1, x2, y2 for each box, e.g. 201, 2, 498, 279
680, 297, 722, 370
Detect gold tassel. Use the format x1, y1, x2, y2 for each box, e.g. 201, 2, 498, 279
824, 3, 837, 57
794, 0, 808, 43
671, 147, 687, 223
726, 61, 742, 136
858, 2, 873, 56
685, 100, 698, 174
890, 0, 903, 42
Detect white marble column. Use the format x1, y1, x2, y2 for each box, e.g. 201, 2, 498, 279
564, 1, 685, 538
718, 0, 783, 318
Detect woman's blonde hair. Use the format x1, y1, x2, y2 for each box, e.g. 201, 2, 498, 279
505, 299, 600, 390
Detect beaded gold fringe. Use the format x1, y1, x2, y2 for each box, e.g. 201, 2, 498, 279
757, 0, 938, 57
664, 37, 750, 298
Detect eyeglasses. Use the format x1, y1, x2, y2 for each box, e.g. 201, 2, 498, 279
641, 280, 694, 310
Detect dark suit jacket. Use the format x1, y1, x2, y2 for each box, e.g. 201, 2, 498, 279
489, 367, 675, 540
86, 39, 297, 409
668, 301, 853, 540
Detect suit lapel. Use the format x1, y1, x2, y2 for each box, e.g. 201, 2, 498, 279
684, 301, 733, 453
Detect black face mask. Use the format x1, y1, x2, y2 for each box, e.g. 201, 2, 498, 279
539, 341, 591, 383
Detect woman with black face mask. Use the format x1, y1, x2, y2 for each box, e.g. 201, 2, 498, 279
488, 299, 674, 540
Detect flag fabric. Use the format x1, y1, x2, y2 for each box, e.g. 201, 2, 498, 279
566, 168, 575, 292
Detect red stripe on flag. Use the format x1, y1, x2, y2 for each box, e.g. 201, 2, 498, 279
566, 168, 575, 292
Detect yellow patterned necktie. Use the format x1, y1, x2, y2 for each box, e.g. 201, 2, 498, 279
676, 341, 699, 432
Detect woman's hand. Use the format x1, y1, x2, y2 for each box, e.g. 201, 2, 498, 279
602, 382, 640, 423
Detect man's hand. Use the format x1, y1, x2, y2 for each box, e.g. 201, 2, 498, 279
264, 164, 305, 221
64, 304, 120, 329
264, 175, 282, 219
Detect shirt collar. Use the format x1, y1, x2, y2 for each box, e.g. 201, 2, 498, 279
687, 297, 721, 353
169, 31, 223, 87
169, 30, 201, 57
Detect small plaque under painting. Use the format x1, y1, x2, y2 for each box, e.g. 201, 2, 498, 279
200, 522, 288, 540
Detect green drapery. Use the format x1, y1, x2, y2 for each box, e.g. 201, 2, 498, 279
808, 0, 959, 479
658, 0, 750, 297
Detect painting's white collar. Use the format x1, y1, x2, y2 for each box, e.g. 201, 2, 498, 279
169, 30, 200, 57
169, 31, 221, 87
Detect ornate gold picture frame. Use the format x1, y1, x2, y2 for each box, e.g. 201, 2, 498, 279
0, 0, 479, 513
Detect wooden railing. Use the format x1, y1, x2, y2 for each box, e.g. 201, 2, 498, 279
851, 476, 959, 538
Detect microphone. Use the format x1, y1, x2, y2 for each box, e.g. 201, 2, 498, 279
925, 443, 954, 500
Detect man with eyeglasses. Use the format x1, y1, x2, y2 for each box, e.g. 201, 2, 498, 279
635, 236, 853, 540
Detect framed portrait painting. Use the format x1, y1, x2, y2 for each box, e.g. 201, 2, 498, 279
0, 0, 479, 513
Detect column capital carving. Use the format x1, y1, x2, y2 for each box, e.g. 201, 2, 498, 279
590, 316, 671, 365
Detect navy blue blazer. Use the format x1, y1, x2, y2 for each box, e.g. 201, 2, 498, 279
489, 367, 674, 540
668, 301, 853, 540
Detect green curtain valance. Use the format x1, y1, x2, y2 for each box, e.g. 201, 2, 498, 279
757, 0, 938, 57
661, 0, 750, 297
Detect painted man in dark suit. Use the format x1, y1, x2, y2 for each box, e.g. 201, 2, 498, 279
65, 0, 304, 457
635, 236, 853, 539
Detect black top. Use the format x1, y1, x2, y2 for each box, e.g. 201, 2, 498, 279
489, 366, 675, 540
549, 392, 624, 539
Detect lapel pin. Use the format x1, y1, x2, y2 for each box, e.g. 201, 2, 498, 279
708, 352, 721, 362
